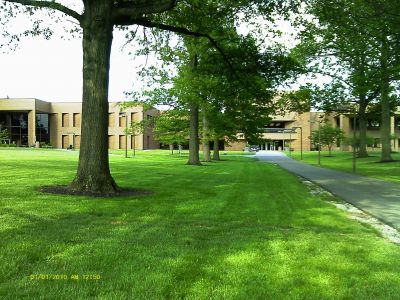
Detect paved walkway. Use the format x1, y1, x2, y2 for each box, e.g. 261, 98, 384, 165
256, 151, 400, 230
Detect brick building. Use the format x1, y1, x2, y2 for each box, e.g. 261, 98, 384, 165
0, 98, 159, 150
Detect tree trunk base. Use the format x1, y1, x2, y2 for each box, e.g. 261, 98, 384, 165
70, 174, 119, 195
212, 157, 221, 161
358, 149, 369, 158
380, 159, 395, 163
187, 160, 202, 166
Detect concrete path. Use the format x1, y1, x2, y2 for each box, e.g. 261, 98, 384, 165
256, 151, 400, 230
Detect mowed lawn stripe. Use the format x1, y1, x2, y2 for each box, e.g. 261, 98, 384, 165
0, 149, 399, 299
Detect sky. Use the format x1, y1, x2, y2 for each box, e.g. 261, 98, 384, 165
0, 1, 153, 103
0, 2, 327, 103
0, 27, 151, 102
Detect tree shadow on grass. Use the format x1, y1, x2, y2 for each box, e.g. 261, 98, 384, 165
38, 185, 153, 198
2, 201, 400, 299
3, 154, 400, 298
373, 159, 400, 164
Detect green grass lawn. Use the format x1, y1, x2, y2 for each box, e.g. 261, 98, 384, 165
1, 148, 400, 299
289, 150, 400, 183
109, 149, 253, 157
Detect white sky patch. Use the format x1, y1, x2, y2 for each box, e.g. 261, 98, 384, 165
0, 30, 153, 102
0, 3, 329, 103
0, 5, 156, 102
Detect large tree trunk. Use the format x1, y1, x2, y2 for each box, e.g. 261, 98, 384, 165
380, 36, 393, 162
358, 98, 368, 158
213, 138, 220, 161
187, 101, 201, 165
187, 53, 201, 165
70, 2, 118, 193
202, 114, 211, 162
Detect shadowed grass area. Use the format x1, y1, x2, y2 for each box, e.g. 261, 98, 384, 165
290, 150, 400, 183
1, 148, 400, 299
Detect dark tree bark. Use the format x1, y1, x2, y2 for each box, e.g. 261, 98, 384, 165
202, 114, 211, 162
70, 1, 118, 193
187, 101, 201, 165
213, 137, 220, 161
5, 0, 235, 193
380, 36, 393, 162
358, 97, 369, 158
187, 53, 201, 165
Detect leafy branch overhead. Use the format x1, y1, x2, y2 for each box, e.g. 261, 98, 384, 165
0, 0, 303, 193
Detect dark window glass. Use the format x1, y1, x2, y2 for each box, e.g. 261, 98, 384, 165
0, 112, 28, 146
36, 114, 50, 144
265, 122, 285, 128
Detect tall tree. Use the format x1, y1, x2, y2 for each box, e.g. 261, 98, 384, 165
136, 0, 301, 165
2, 0, 277, 193
2, 0, 177, 194
153, 108, 188, 153
294, 0, 381, 157
301, 0, 400, 162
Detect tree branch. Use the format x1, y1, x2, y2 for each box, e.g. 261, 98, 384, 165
308, 68, 355, 88
112, 0, 176, 22
125, 18, 235, 72
4, 0, 82, 21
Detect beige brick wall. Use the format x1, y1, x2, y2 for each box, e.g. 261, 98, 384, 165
225, 140, 247, 151
0, 98, 159, 150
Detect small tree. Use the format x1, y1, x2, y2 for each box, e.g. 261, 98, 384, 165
153, 110, 189, 155
345, 135, 375, 152
125, 121, 146, 157
0, 128, 9, 144
311, 124, 344, 156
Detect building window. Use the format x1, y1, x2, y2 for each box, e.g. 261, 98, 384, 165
119, 135, 126, 149
396, 117, 400, 129
265, 122, 285, 128
73, 113, 81, 127
119, 114, 127, 127
146, 114, 154, 127
62, 135, 70, 149
62, 113, 69, 127
108, 135, 115, 149
74, 135, 80, 149
0, 112, 29, 146
108, 113, 115, 127
367, 119, 380, 130
131, 112, 138, 122
36, 114, 50, 144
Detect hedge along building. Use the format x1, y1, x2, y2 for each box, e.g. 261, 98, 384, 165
0, 98, 160, 150
225, 111, 400, 152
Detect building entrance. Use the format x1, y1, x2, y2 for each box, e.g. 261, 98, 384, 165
263, 140, 284, 151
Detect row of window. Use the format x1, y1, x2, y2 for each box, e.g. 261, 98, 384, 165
61, 113, 81, 127
60, 112, 142, 128
60, 134, 151, 150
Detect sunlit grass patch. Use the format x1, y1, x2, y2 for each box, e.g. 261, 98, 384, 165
1, 148, 400, 299
291, 150, 400, 183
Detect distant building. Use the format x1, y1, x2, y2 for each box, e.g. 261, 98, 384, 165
2, 98, 399, 152
0, 98, 159, 149
225, 111, 400, 152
